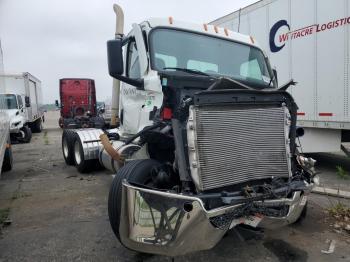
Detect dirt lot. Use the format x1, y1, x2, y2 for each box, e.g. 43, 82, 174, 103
0, 111, 349, 262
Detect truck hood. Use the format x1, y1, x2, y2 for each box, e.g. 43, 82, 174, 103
5, 109, 20, 119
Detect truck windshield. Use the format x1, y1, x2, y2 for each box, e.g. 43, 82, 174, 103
0, 94, 18, 109
150, 29, 275, 88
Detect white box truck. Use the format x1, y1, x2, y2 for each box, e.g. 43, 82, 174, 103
211, 0, 350, 154
0, 41, 13, 175
0, 73, 44, 143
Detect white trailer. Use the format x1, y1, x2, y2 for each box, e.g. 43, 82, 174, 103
211, 0, 350, 153
0, 73, 44, 143
0, 41, 13, 175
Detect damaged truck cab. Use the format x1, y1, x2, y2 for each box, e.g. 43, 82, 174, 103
62, 10, 317, 256
105, 18, 317, 256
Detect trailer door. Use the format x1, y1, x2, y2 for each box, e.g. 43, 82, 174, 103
28, 80, 38, 121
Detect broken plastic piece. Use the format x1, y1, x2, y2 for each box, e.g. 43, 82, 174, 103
321, 239, 336, 254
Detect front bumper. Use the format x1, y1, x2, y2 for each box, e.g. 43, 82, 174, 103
119, 181, 310, 256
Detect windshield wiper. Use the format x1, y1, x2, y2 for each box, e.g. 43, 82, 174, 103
163, 67, 213, 77
267, 74, 275, 87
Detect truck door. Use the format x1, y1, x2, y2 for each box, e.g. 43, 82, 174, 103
28, 80, 38, 121
17, 95, 26, 119
120, 25, 156, 135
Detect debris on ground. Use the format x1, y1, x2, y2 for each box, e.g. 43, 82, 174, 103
3, 219, 12, 226
321, 239, 336, 254
65, 175, 78, 179
327, 203, 350, 233
0, 208, 10, 232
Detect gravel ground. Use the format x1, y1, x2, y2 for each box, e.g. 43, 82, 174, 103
0, 111, 349, 262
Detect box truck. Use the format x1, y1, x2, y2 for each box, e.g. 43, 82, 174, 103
0, 41, 13, 175
60, 5, 317, 256
211, 0, 350, 154
0, 73, 44, 143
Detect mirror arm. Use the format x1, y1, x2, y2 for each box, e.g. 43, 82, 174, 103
111, 74, 144, 90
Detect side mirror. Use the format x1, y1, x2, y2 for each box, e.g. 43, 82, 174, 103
272, 68, 278, 87
107, 39, 144, 89
296, 127, 304, 138
107, 39, 124, 76
25, 96, 31, 107
55, 100, 59, 107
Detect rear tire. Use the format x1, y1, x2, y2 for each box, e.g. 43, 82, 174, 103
73, 135, 94, 173
2, 144, 13, 172
62, 129, 76, 165
108, 159, 160, 242
18, 126, 32, 143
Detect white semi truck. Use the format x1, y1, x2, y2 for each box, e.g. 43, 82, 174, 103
0, 41, 13, 175
0, 73, 44, 143
61, 5, 317, 256
211, 0, 350, 154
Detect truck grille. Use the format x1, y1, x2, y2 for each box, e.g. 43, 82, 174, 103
187, 105, 291, 191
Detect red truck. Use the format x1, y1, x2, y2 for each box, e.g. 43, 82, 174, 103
57, 78, 105, 128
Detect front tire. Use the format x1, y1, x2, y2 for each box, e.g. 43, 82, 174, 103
18, 126, 32, 143
108, 159, 160, 241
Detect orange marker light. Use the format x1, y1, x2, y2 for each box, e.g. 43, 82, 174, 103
203, 24, 208, 31
224, 28, 229, 36
168, 17, 173, 25
250, 36, 255, 44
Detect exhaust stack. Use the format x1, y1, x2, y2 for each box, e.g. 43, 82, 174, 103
110, 4, 124, 127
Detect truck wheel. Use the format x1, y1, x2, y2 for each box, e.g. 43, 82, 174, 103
73, 136, 94, 173
62, 129, 76, 165
108, 159, 160, 242
19, 126, 32, 143
31, 118, 43, 133
2, 144, 13, 172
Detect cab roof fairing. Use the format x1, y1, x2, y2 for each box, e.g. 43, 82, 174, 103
140, 18, 261, 49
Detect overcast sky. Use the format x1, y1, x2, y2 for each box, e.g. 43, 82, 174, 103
0, 0, 257, 103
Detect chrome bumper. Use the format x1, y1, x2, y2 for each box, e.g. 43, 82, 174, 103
119, 181, 309, 256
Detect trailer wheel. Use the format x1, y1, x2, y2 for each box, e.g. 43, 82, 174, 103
62, 129, 76, 165
108, 159, 160, 242
18, 126, 32, 143
2, 144, 13, 172
31, 118, 43, 133
73, 136, 94, 173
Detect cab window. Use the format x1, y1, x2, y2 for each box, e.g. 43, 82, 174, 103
17, 95, 23, 108
127, 41, 141, 79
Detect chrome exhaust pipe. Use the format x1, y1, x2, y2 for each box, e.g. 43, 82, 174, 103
110, 4, 124, 127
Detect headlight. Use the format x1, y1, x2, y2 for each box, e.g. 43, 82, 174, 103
11, 121, 21, 127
